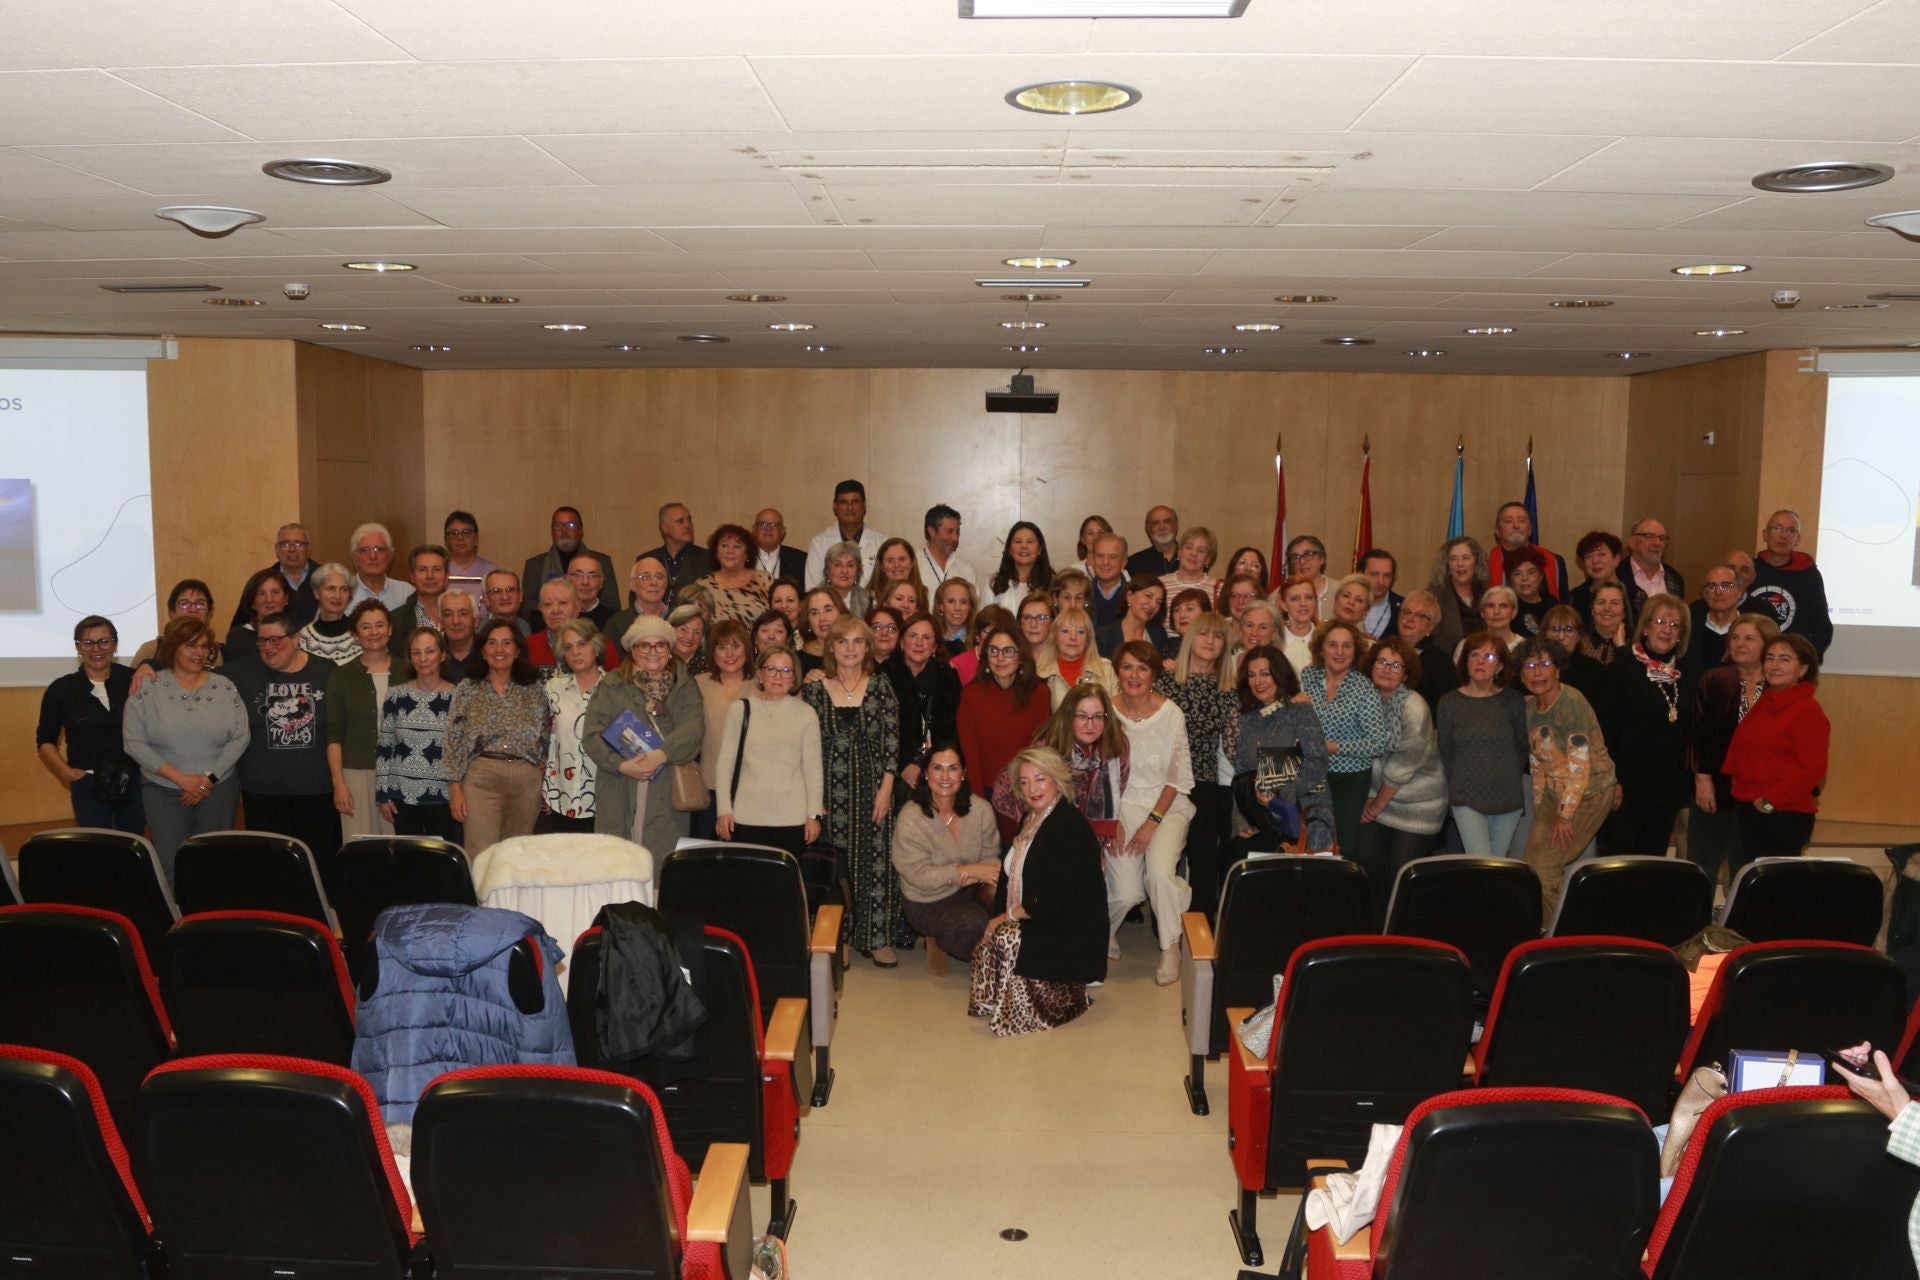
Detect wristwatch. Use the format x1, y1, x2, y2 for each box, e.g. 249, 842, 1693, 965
1756, 797, 1774, 814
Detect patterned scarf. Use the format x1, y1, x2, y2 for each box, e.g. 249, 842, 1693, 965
1068, 744, 1126, 821
1631, 644, 1681, 685
631, 667, 677, 712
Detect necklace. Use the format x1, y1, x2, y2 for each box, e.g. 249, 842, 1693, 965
1656, 680, 1680, 723
831, 673, 864, 705
1116, 695, 1154, 721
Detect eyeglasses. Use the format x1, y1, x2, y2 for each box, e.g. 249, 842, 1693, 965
445, 526, 477, 537
174, 599, 210, 613
553, 520, 583, 531
1522, 660, 1557, 672
486, 586, 517, 597
1631, 530, 1669, 542
1290, 550, 1325, 563
1073, 711, 1107, 722
76, 637, 115, 650
754, 520, 783, 530
1372, 660, 1405, 673
987, 645, 1019, 658
870, 623, 898, 635
1764, 524, 1798, 536
1401, 611, 1437, 625
634, 640, 671, 653
761, 665, 794, 677
1022, 612, 1052, 623
257, 633, 293, 645
1648, 618, 1682, 629
353, 545, 388, 557
632, 571, 666, 583
1704, 581, 1739, 592
275, 539, 308, 550
1545, 624, 1580, 636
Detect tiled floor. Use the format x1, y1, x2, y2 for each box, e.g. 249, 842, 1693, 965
758, 920, 1287, 1280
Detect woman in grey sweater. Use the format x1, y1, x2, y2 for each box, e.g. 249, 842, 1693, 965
714, 645, 823, 861
1435, 630, 1531, 857
122, 615, 250, 882
1352, 637, 1447, 924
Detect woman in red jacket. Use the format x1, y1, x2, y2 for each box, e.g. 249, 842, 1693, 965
956, 624, 1050, 844
1723, 633, 1830, 865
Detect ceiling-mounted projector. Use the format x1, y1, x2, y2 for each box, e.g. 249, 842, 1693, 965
986, 372, 1058, 413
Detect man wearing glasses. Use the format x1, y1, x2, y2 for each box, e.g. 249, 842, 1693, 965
521, 506, 618, 620
222, 611, 340, 869
1745, 509, 1833, 655
1624, 518, 1684, 621
231, 522, 318, 629
1687, 565, 1748, 673
442, 511, 498, 614
600, 555, 673, 656
565, 553, 616, 629
751, 507, 807, 583
348, 522, 412, 610
482, 570, 530, 638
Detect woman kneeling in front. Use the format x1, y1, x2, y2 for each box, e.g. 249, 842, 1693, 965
892, 742, 1002, 973
970, 746, 1108, 1036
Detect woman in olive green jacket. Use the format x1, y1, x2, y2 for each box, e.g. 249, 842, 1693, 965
326, 600, 413, 839
583, 615, 704, 867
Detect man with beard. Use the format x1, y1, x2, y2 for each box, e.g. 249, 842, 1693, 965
1486, 501, 1570, 601
521, 505, 618, 621
1126, 504, 1180, 579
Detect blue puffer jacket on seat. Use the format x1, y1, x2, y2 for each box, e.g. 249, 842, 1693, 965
352, 903, 574, 1127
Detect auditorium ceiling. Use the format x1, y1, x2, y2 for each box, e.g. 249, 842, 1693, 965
2, 0, 1919, 374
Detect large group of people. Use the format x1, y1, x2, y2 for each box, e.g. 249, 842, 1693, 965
37, 485, 1839, 1033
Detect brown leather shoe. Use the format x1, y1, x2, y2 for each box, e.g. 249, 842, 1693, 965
926, 939, 950, 976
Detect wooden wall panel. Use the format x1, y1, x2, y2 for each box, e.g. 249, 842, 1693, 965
422, 370, 573, 576
1756, 348, 1828, 558
296, 344, 425, 563
1626, 353, 1769, 589
867, 370, 1019, 575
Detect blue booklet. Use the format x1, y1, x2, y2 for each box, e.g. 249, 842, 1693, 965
601, 708, 664, 759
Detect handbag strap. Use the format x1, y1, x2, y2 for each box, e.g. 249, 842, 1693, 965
729, 698, 752, 805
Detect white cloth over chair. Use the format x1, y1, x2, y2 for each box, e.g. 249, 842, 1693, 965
470, 833, 656, 991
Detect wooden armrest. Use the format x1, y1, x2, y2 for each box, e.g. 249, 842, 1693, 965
764, 997, 806, 1063
1181, 911, 1216, 963
1463, 1050, 1477, 1077
809, 904, 843, 955
1226, 1007, 1267, 1073
1307, 1170, 1371, 1262
686, 1143, 751, 1243
1305, 1159, 1350, 1175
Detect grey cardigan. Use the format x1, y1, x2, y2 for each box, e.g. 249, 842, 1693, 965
582, 668, 704, 859
1367, 689, 1448, 836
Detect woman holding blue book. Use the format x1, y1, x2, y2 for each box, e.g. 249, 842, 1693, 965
584, 614, 704, 867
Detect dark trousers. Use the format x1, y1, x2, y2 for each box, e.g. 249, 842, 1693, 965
729, 823, 806, 861
1687, 797, 1740, 889
1351, 821, 1439, 928
395, 802, 463, 845
69, 778, 146, 834
1184, 781, 1232, 922
903, 887, 994, 960
1328, 771, 1370, 857
535, 809, 595, 835
689, 801, 719, 841
1731, 803, 1817, 874
1600, 799, 1680, 857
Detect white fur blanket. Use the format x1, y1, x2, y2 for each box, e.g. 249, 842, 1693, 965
471, 833, 654, 899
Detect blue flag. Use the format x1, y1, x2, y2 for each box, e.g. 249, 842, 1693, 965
1447, 451, 1464, 540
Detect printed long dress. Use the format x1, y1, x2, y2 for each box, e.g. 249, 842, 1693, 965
802, 676, 908, 953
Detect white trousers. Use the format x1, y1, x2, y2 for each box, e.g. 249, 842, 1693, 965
1105, 800, 1193, 951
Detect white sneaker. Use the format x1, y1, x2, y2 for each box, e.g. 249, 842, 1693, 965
1155, 946, 1181, 986
1107, 937, 1121, 962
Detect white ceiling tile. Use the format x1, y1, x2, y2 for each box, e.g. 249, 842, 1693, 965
270, 227, 682, 255
527, 134, 802, 186
23, 137, 590, 196
864, 248, 1213, 273
117, 60, 787, 140
0, 148, 146, 199
523, 250, 876, 274
387, 184, 816, 228
822, 182, 1295, 227
748, 54, 1413, 134
887, 288, 1176, 304
655, 225, 1046, 252
1038, 224, 1442, 250
1538, 137, 1920, 199
1285, 186, 1742, 229
0, 227, 353, 260
1194, 248, 1571, 279
1066, 133, 1615, 191
0, 0, 409, 69
0, 186, 435, 233
0, 71, 245, 146
1405, 227, 1839, 256
412, 271, 735, 291
1778, 3, 1920, 62
184, 253, 553, 278
1672, 193, 1920, 233
1354, 57, 1920, 142
1787, 231, 1920, 260
1521, 253, 1914, 285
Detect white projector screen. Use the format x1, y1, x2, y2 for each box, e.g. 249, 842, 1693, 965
0, 366, 157, 687
1817, 370, 1920, 677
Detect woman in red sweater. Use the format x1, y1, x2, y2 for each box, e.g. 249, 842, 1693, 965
957, 624, 1051, 844
1723, 633, 1830, 865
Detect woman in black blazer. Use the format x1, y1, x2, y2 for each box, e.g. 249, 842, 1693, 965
35, 614, 145, 832
969, 745, 1108, 1035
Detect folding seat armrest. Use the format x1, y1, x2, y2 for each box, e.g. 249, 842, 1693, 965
809, 904, 843, 956
764, 997, 806, 1063
809, 904, 843, 1051
1226, 1007, 1267, 1079
1182, 911, 1216, 962
1304, 1161, 1373, 1272
1226, 1006, 1273, 1195
688, 1142, 752, 1243
1182, 912, 1216, 1059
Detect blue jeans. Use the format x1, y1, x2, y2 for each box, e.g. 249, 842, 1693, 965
1451, 805, 1523, 858
69, 777, 147, 834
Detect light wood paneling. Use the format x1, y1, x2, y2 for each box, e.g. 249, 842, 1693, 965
1756, 348, 1828, 559
296, 344, 425, 563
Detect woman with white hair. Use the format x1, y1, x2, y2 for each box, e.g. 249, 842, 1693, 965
1458, 584, 1525, 658
537, 617, 608, 834
298, 562, 362, 663
583, 614, 704, 865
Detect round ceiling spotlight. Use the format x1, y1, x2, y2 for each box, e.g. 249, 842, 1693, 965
1405, 349, 1447, 358
458, 294, 519, 304
319, 322, 368, 331
727, 293, 786, 303
1321, 336, 1375, 346
1695, 328, 1748, 337
1605, 351, 1652, 360
1549, 298, 1613, 308
154, 205, 265, 237
803, 344, 836, 353
343, 261, 415, 272
542, 323, 590, 332
1005, 344, 1044, 353
679, 334, 731, 344
1235, 323, 1283, 333
1204, 347, 1246, 355
1004, 80, 1141, 116
1001, 320, 1047, 330
605, 344, 645, 352
1275, 294, 1337, 304
1671, 263, 1750, 276
1751, 161, 1894, 194
1002, 256, 1075, 269
1001, 293, 1062, 303
202, 296, 264, 306
1463, 326, 1516, 335
262, 158, 393, 186
410, 344, 454, 353
768, 322, 815, 331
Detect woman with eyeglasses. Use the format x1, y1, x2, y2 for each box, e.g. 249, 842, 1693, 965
956, 624, 1052, 842
1436, 632, 1530, 857
1156, 612, 1238, 922
1595, 593, 1694, 856
224, 609, 340, 871
122, 615, 249, 881
1513, 635, 1618, 925
1353, 636, 1447, 925
1428, 536, 1488, 658
1275, 535, 1334, 620
584, 615, 703, 869
223, 566, 293, 665
715, 644, 823, 861
1221, 547, 1271, 599
131, 578, 220, 675
1722, 634, 1831, 864
1017, 591, 1058, 680
894, 742, 1002, 973
37, 615, 145, 833
1537, 604, 1605, 702
1217, 572, 1265, 643
298, 563, 362, 664
990, 520, 1054, 613
1686, 613, 1780, 886
325, 600, 412, 841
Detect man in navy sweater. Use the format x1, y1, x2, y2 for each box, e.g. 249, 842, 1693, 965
1745, 509, 1833, 654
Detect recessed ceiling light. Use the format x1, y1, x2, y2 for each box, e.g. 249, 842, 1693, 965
154, 205, 264, 237
1204, 347, 1245, 355
1004, 80, 1141, 116
319, 322, 368, 332
1750, 162, 1893, 194
1463, 326, 1516, 335
262, 158, 393, 187
1605, 351, 1652, 359
1321, 336, 1375, 346
542, 323, 590, 332
458, 294, 518, 304
768, 322, 815, 331
1002, 256, 1075, 269
976, 278, 1090, 288
966, 0, 1248, 15
803, 344, 836, 353
202, 296, 264, 307
1823, 302, 1891, 311
1275, 294, 1337, 304
1001, 293, 1062, 303
410, 344, 453, 353
1235, 323, 1283, 333
1695, 328, 1747, 337
1405, 349, 1447, 358
678, 334, 731, 344
1671, 263, 1750, 276
101, 282, 221, 294
1005, 344, 1044, 353
1549, 299, 1614, 308
1001, 320, 1048, 330
605, 344, 645, 352
727, 293, 787, 303
343, 261, 415, 272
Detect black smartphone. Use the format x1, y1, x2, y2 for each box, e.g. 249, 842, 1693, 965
1824, 1048, 1880, 1081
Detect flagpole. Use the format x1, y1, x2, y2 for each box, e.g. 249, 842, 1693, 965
1352, 433, 1373, 571
1447, 435, 1465, 540
1269, 431, 1288, 592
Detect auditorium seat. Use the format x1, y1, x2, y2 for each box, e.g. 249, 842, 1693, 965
18, 829, 179, 955
157, 911, 357, 1064
1383, 855, 1541, 996
172, 831, 337, 930
0, 1044, 154, 1279
1179, 854, 1372, 1115
569, 923, 805, 1238
1549, 856, 1714, 946
1721, 856, 1883, 947
413, 1064, 753, 1280
0, 904, 174, 1159
1472, 936, 1690, 1117
1895, 1000, 1920, 1080
139, 1054, 417, 1279
332, 834, 477, 964
659, 842, 842, 1107
1675, 940, 1906, 1080
1645, 1086, 1920, 1279
1225, 935, 1475, 1268
1303, 1088, 1658, 1280
0, 842, 20, 905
